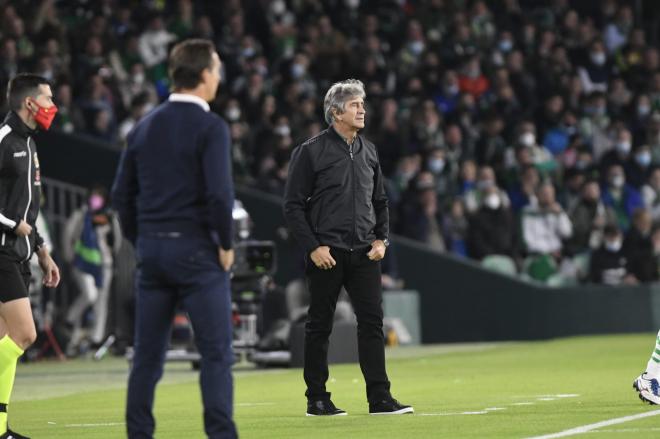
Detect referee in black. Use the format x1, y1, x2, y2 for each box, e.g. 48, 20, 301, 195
284, 79, 413, 416
0, 73, 60, 439
112, 40, 237, 438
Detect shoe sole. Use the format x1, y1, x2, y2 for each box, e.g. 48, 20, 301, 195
305, 412, 348, 416
639, 391, 660, 405
369, 407, 414, 415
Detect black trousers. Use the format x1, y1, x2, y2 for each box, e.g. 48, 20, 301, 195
304, 247, 391, 403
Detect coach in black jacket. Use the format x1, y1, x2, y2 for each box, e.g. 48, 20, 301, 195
284, 79, 412, 416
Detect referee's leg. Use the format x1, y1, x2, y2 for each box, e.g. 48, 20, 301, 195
183, 269, 237, 439
126, 272, 177, 439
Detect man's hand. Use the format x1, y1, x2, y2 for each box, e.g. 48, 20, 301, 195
367, 240, 386, 261
549, 202, 563, 214
219, 248, 234, 272
310, 246, 336, 270
37, 247, 60, 288
15, 220, 32, 237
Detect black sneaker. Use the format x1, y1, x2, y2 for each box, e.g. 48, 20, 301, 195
306, 399, 347, 416
1, 428, 30, 439
369, 398, 414, 415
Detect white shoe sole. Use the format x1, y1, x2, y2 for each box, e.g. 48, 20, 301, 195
305, 412, 348, 416
370, 407, 414, 415
639, 389, 660, 405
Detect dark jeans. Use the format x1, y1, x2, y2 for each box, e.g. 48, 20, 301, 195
126, 235, 237, 439
304, 247, 391, 403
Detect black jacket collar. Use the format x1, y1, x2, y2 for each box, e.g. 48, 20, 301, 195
3, 111, 36, 139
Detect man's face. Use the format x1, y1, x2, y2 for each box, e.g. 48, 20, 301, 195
538, 185, 555, 206
28, 84, 54, 110
337, 96, 365, 130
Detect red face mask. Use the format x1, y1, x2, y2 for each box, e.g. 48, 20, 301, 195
29, 100, 58, 130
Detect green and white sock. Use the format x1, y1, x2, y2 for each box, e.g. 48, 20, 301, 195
646, 330, 660, 378
0, 335, 24, 434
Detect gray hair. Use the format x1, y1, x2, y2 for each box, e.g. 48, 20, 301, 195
323, 79, 366, 125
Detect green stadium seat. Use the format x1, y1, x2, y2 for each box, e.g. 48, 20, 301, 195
482, 255, 518, 276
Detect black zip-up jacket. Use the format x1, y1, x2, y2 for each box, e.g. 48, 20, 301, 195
283, 126, 388, 254
0, 111, 45, 262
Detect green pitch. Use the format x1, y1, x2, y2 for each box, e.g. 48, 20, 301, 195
8, 334, 660, 438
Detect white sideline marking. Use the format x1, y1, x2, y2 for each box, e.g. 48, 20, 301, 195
589, 427, 660, 433
236, 402, 275, 407
484, 407, 507, 411
537, 398, 557, 401
511, 402, 535, 406
65, 422, 125, 428
419, 411, 489, 416
525, 409, 660, 439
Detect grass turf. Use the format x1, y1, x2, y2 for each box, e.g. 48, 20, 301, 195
6, 333, 660, 438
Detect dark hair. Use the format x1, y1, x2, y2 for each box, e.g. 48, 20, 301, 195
168, 39, 216, 90
7, 73, 50, 111
603, 224, 620, 237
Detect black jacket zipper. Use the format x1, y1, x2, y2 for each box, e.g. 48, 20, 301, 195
350, 141, 355, 252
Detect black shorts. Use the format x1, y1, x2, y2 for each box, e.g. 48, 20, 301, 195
0, 256, 31, 303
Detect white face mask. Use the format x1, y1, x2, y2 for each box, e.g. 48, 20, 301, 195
274, 124, 291, 137
519, 132, 536, 147
226, 107, 241, 121
605, 239, 622, 252
616, 141, 631, 155
271, 0, 286, 15
484, 193, 501, 209
133, 72, 145, 85
636, 151, 652, 167
428, 158, 445, 173
591, 52, 606, 66
291, 63, 305, 78
611, 175, 625, 188
409, 41, 424, 55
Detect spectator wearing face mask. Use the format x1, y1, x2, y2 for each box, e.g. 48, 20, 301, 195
624, 144, 653, 189
589, 224, 637, 285
463, 165, 510, 214
601, 164, 643, 231
457, 56, 490, 99
433, 70, 460, 115
510, 121, 556, 174
578, 39, 611, 94
641, 167, 660, 222
425, 148, 455, 198
62, 186, 122, 355
622, 208, 658, 283
467, 186, 517, 260
601, 127, 634, 176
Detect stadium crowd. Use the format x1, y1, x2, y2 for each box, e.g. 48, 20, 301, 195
3, 0, 660, 285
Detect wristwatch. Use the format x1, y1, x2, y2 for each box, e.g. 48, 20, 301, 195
382, 238, 390, 247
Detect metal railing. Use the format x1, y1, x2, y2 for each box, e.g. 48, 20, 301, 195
41, 176, 88, 239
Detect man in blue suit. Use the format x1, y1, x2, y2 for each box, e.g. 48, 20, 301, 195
112, 39, 237, 439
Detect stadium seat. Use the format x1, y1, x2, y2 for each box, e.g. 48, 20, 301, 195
481, 255, 518, 276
